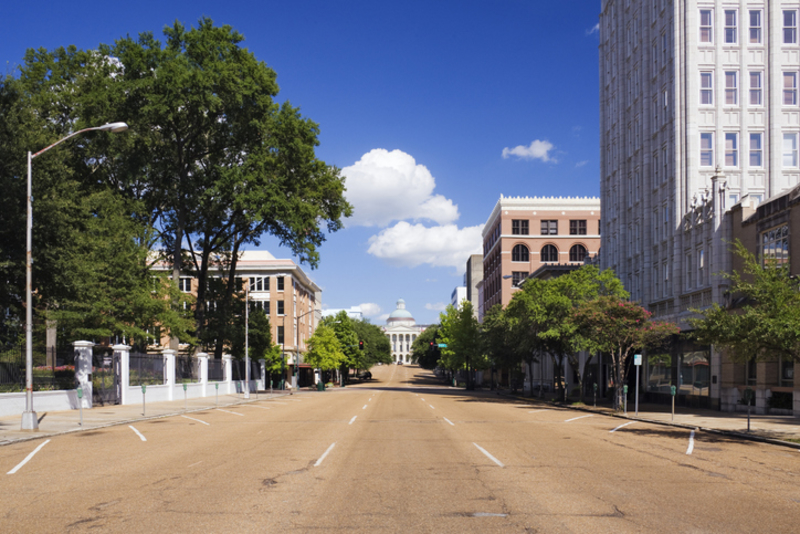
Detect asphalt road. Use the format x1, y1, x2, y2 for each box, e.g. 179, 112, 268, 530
1, 364, 798, 533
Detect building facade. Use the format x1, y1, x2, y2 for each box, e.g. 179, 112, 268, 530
465, 254, 484, 319
599, 0, 800, 409
382, 299, 425, 364
321, 306, 364, 321
451, 286, 467, 309
480, 195, 601, 320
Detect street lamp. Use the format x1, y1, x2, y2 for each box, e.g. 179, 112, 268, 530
22, 122, 128, 431
294, 308, 317, 393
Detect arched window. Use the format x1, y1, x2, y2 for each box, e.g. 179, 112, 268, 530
512, 244, 529, 262
541, 244, 558, 262
569, 244, 587, 262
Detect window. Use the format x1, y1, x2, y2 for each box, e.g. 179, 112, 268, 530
700, 133, 714, 166
540, 220, 558, 235
569, 244, 587, 263
746, 358, 757, 386
750, 71, 762, 105
700, 10, 713, 43
249, 276, 269, 292
698, 249, 705, 285
178, 277, 192, 292
750, 10, 762, 43
785, 10, 798, 44
725, 133, 738, 167
729, 193, 740, 206
541, 245, 558, 262
569, 220, 587, 235
761, 224, 789, 266
749, 133, 763, 167
781, 360, 794, 387
277, 276, 284, 291
785, 72, 798, 105
724, 10, 737, 43
511, 272, 528, 288
686, 253, 693, 290
277, 300, 284, 315
700, 72, 713, 105
512, 244, 529, 262
662, 33, 668, 65
277, 326, 284, 345
785, 133, 799, 167
725, 72, 738, 105
512, 219, 529, 235
662, 146, 668, 182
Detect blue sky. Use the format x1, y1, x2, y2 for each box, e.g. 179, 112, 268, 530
2, 0, 602, 325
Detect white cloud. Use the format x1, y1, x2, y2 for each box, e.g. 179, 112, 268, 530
359, 303, 381, 317
575, 160, 589, 168
377, 314, 390, 322
425, 302, 447, 312
502, 140, 555, 162
587, 23, 600, 35
341, 149, 459, 227
367, 222, 483, 269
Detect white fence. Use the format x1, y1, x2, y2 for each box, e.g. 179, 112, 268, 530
0, 342, 266, 417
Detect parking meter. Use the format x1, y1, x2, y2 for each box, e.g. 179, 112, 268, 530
142, 384, 146, 416
623, 385, 628, 414
670, 385, 677, 421
77, 387, 83, 427
593, 383, 598, 407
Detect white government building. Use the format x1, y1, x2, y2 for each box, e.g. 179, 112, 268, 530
382, 299, 426, 364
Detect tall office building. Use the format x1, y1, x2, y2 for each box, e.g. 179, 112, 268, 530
599, 0, 800, 408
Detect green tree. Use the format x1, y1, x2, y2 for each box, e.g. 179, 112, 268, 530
303, 325, 345, 373
320, 311, 359, 383
689, 240, 800, 366
439, 301, 484, 390
352, 319, 392, 368
575, 295, 679, 410
410, 325, 441, 370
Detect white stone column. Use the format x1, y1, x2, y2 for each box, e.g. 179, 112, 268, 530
162, 349, 176, 401
222, 354, 233, 394
260, 359, 267, 390
197, 352, 209, 397
113, 344, 131, 405
73, 341, 94, 409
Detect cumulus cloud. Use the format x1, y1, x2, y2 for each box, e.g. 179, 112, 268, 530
575, 160, 589, 168
367, 222, 483, 269
341, 149, 459, 227
502, 140, 555, 162
359, 303, 381, 317
587, 23, 600, 35
377, 314, 390, 322
425, 302, 447, 312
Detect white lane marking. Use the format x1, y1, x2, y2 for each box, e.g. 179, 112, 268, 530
473, 443, 504, 468
421, 398, 425, 402
181, 415, 210, 426
242, 405, 271, 410
188, 461, 203, 468
349, 416, 357, 425
129, 426, 147, 441
267, 402, 288, 405
7, 440, 51, 474
429, 405, 435, 410
362, 404, 368, 410
610, 421, 636, 433
686, 430, 696, 455
217, 408, 244, 416
369, 398, 372, 402
314, 442, 336, 467
528, 409, 550, 414
564, 414, 595, 423
443, 417, 455, 426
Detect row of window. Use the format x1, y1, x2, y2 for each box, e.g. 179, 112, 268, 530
699, 132, 799, 168
699, 71, 798, 107
177, 276, 287, 293
700, 9, 798, 46
248, 300, 285, 315
511, 244, 588, 263
511, 219, 592, 236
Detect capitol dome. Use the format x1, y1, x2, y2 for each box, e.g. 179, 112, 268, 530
387, 299, 416, 327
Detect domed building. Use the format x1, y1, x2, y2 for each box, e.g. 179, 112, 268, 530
382, 299, 425, 364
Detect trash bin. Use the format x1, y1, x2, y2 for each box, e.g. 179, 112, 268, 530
317, 382, 325, 391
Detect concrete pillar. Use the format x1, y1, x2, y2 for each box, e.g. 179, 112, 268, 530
222, 354, 233, 394
162, 349, 176, 401
197, 352, 209, 397
113, 344, 131, 405
260, 359, 267, 390
73, 341, 94, 409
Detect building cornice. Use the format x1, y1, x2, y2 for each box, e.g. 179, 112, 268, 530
482, 195, 601, 238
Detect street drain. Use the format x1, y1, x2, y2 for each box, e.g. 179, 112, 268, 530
472, 513, 508, 517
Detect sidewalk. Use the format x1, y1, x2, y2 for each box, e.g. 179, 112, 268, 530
0, 389, 295, 446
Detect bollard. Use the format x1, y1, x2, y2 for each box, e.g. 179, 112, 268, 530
142, 384, 146, 417
183, 383, 188, 411
670, 385, 676, 422
77, 387, 84, 427
215, 382, 219, 407
623, 385, 628, 415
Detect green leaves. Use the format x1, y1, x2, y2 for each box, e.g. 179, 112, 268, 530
304, 325, 345, 371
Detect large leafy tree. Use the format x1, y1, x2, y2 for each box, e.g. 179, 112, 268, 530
575, 296, 679, 410
438, 301, 485, 390
410, 325, 441, 370
303, 325, 345, 373
319, 311, 359, 382
689, 240, 800, 365
351, 319, 392, 369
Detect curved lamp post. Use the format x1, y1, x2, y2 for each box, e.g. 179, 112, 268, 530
22, 122, 128, 431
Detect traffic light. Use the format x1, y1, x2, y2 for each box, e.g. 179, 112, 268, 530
359, 340, 364, 350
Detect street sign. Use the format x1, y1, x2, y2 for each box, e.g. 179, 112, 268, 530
438, 343, 447, 348
634, 354, 642, 366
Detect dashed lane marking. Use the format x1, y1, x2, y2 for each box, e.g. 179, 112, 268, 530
314, 443, 336, 467
564, 414, 595, 423
610, 421, 636, 433
473, 443, 505, 468
7, 440, 51, 475
443, 417, 455, 426
349, 416, 357, 425
429, 405, 435, 410
686, 429, 696, 455
129, 426, 147, 441
362, 404, 368, 410
181, 415, 210, 426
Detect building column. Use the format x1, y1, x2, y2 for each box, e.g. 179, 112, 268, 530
162, 349, 176, 401
197, 352, 209, 397
113, 344, 131, 405
222, 354, 233, 394
73, 341, 94, 409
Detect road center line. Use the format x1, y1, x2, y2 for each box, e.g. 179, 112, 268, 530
217, 408, 244, 416
429, 405, 435, 410
564, 414, 595, 423
362, 404, 368, 410
188, 461, 203, 468
610, 421, 636, 433
349, 416, 357, 425
686, 430, 696, 455
7, 440, 51, 474
129, 425, 147, 441
473, 443, 504, 468
314, 442, 336, 467
181, 415, 210, 426
443, 417, 455, 426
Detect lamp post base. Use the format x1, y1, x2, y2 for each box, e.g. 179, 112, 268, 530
21, 410, 38, 431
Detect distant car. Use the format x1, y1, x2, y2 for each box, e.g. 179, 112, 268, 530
397, 361, 403, 365
354, 371, 372, 380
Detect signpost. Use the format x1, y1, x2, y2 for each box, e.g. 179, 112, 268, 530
634, 354, 642, 417
142, 384, 146, 417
